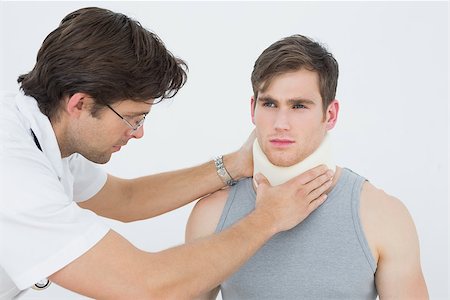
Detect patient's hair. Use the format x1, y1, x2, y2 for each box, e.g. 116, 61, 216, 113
18, 7, 187, 120
251, 34, 338, 113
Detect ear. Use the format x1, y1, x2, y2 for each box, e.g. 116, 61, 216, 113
325, 100, 339, 130
66, 92, 91, 119
250, 96, 256, 125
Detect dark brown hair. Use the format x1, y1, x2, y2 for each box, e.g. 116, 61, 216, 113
251, 34, 338, 113
18, 7, 187, 120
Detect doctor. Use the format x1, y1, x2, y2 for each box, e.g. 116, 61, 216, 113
0, 7, 334, 299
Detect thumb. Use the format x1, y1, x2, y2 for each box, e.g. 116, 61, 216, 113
254, 172, 270, 188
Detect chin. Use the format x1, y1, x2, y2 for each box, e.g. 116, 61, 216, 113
96, 154, 112, 164
267, 153, 302, 167
272, 160, 298, 168
95, 158, 111, 164
82, 152, 112, 164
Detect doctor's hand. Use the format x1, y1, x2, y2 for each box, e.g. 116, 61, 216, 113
253, 164, 333, 234
223, 130, 256, 180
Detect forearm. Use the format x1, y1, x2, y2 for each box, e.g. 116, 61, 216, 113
50, 209, 275, 299
80, 132, 255, 222
144, 209, 275, 299
125, 153, 243, 221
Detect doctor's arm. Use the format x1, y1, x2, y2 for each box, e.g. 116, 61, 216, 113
79, 133, 254, 222
50, 167, 333, 299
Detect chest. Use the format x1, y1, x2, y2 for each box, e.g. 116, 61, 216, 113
219, 176, 378, 299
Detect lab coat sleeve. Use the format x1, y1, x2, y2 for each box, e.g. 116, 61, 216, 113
69, 153, 108, 202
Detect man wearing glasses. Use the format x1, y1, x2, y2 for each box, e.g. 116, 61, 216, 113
106, 104, 147, 136
0, 7, 333, 299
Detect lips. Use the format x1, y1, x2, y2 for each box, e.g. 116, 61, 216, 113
112, 140, 129, 152
269, 138, 295, 147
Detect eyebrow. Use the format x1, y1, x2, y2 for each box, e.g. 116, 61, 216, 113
125, 111, 149, 118
258, 96, 316, 106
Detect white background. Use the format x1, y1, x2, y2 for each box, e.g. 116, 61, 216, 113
0, 1, 448, 299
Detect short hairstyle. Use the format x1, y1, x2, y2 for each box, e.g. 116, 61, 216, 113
251, 34, 339, 113
18, 7, 188, 120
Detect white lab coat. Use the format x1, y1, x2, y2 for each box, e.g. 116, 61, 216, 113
0, 92, 110, 299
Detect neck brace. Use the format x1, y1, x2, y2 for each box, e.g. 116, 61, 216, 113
253, 134, 336, 186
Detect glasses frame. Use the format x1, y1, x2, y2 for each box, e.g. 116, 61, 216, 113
106, 104, 147, 134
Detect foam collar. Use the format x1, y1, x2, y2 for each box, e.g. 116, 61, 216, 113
253, 134, 336, 186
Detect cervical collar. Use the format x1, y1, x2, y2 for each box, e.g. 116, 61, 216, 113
253, 134, 336, 186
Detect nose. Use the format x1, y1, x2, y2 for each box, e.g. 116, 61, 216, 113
273, 110, 290, 131
130, 125, 144, 139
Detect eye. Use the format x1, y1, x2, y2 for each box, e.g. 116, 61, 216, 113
293, 104, 306, 109
131, 114, 146, 126
262, 101, 276, 108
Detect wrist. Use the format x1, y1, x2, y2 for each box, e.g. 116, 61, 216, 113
214, 155, 238, 186
222, 151, 245, 180
247, 207, 278, 237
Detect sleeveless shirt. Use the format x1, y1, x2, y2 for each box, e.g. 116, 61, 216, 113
215, 168, 377, 300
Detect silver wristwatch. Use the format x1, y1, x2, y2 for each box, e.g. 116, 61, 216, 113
213, 155, 237, 186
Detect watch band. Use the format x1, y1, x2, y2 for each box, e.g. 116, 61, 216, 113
213, 155, 237, 186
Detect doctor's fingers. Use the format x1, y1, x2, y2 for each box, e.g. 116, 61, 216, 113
287, 164, 331, 187
305, 175, 333, 204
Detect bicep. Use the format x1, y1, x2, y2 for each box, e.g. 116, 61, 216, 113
78, 174, 131, 218
373, 198, 428, 299
376, 256, 427, 299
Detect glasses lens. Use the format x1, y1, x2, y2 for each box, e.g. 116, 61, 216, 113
131, 115, 146, 133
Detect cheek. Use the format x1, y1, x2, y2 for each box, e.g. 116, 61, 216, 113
94, 121, 124, 143
254, 117, 268, 142
254, 111, 273, 130
298, 112, 325, 129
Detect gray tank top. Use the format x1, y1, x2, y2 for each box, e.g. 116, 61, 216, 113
215, 168, 377, 300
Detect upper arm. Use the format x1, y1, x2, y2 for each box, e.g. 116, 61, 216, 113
186, 188, 230, 243
185, 189, 229, 300
360, 183, 428, 299
78, 174, 132, 220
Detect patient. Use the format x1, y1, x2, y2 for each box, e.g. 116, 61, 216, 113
186, 34, 428, 299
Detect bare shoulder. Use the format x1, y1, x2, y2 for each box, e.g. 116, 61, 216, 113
360, 181, 419, 261
185, 188, 231, 243
361, 181, 412, 223
360, 182, 428, 297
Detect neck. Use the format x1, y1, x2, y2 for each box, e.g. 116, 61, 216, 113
51, 118, 72, 158
253, 134, 336, 187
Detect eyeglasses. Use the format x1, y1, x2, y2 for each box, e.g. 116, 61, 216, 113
106, 104, 147, 134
